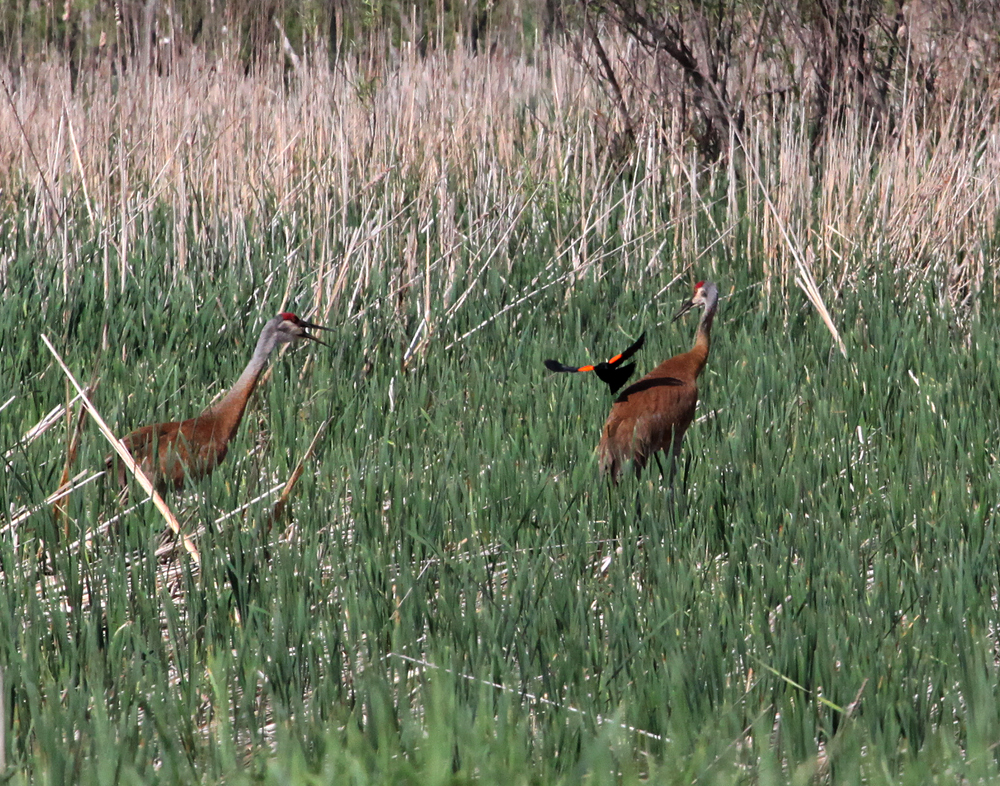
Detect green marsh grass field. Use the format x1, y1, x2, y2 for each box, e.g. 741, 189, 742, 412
3, 38, 1000, 785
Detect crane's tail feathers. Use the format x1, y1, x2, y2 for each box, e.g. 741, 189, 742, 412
598, 450, 621, 486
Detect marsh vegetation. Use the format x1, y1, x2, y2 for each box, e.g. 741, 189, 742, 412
3, 1, 1000, 782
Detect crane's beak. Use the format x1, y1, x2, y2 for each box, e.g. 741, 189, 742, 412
300, 319, 333, 347
672, 298, 695, 322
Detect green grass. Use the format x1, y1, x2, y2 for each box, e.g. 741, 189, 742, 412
3, 186, 1000, 785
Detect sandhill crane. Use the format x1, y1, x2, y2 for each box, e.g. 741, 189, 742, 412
109, 312, 330, 493
598, 281, 719, 485
544, 332, 646, 394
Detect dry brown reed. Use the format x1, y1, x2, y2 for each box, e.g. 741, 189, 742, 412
2, 37, 998, 328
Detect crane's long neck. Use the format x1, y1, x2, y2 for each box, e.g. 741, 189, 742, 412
689, 289, 719, 378
200, 324, 280, 440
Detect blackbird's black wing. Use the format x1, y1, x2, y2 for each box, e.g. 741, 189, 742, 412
544, 332, 646, 394
544, 359, 581, 373
607, 332, 645, 366
593, 362, 636, 395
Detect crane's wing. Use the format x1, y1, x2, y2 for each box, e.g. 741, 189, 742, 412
613, 375, 685, 403
544, 332, 646, 394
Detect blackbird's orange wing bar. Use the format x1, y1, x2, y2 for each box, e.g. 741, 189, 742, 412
544, 332, 646, 394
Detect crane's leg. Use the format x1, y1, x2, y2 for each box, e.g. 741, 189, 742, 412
632, 452, 653, 521
666, 436, 687, 517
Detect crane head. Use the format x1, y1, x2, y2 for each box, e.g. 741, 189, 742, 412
277, 312, 333, 347
671, 280, 712, 322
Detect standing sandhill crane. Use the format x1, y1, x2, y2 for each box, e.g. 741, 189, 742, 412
598, 281, 719, 485
109, 312, 330, 493
544, 332, 646, 394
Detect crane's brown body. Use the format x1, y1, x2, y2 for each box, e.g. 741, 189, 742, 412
114, 382, 257, 493
110, 312, 329, 493
598, 281, 718, 485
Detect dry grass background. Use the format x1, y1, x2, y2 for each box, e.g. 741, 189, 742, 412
2, 35, 998, 337
4, 28, 1000, 782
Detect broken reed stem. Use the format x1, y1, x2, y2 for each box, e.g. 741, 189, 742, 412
731, 127, 849, 359
270, 416, 333, 534
40, 334, 201, 566
52, 375, 99, 534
